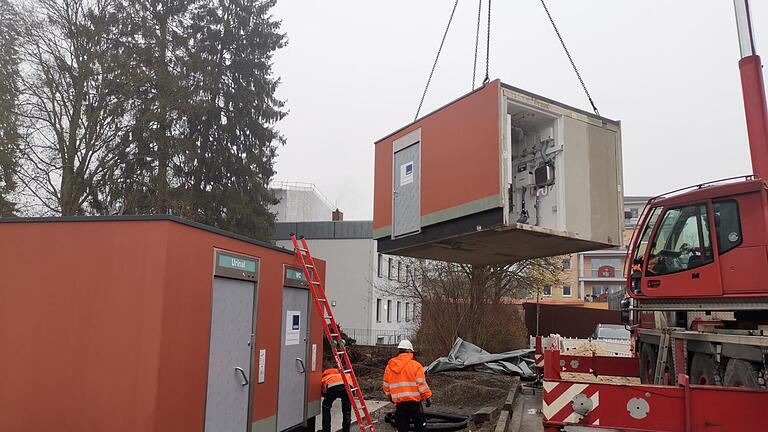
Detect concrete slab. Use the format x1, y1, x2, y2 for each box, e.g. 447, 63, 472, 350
315, 400, 390, 432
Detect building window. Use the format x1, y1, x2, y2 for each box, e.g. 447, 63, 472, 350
542, 286, 552, 297
396, 301, 401, 322
591, 258, 622, 278
397, 261, 402, 282
562, 285, 572, 297
377, 254, 383, 277
405, 265, 410, 283
412, 305, 417, 321
562, 258, 571, 271
386, 300, 392, 322
376, 299, 382, 322
387, 258, 393, 279
405, 303, 410, 321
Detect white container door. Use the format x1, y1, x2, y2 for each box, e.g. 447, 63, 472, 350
205, 277, 255, 432
278, 287, 309, 431
393, 142, 421, 237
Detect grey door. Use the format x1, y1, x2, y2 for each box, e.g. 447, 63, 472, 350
205, 277, 255, 432
393, 142, 421, 237
277, 287, 310, 431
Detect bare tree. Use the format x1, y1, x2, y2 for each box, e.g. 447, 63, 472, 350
0, 0, 20, 215
15, 0, 128, 215
379, 257, 564, 358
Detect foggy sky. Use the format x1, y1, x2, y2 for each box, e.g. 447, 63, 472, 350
271, 1, 768, 221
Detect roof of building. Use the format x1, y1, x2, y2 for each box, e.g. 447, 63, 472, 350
273, 220, 373, 240
0, 215, 292, 255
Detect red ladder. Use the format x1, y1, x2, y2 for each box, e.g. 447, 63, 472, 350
291, 235, 377, 432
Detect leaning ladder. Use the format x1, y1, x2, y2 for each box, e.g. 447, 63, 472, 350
291, 235, 377, 432
653, 328, 672, 385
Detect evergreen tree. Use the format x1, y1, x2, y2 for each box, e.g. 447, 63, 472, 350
182, 0, 286, 239
113, 0, 286, 239
0, 0, 20, 216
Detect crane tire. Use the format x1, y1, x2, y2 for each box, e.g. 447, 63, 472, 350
723, 359, 760, 388
639, 343, 657, 384
689, 353, 721, 386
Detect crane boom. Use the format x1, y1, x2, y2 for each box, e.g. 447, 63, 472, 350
735, 0, 768, 180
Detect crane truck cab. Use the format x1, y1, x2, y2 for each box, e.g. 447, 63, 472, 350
628, 177, 768, 304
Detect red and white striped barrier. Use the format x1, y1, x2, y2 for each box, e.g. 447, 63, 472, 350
542, 380, 601, 426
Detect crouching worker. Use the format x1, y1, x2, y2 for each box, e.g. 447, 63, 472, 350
321, 368, 352, 432
383, 340, 433, 432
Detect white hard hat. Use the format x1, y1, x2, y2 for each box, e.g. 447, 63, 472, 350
398, 340, 414, 351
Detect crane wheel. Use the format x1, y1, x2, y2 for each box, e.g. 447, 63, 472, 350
639, 343, 657, 384
690, 353, 721, 386
723, 359, 760, 388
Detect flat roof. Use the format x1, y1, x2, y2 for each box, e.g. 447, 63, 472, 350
0, 215, 293, 255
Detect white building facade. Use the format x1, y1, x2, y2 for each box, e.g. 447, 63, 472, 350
273, 220, 418, 346
270, 181, 336, 222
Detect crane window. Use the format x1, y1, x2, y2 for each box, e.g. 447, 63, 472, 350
645, 204, 713, 276
632, 207, 661, 265
713, 200, 742, 254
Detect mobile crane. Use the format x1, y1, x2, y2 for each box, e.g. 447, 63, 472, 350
626, 0, 768, 389
539, 1, 768, 430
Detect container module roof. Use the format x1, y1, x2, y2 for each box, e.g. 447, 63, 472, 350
375, 80, 620, 145
0, 215, 293, 255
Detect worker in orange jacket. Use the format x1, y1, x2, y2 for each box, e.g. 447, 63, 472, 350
321, 368, 352, 432
383, 340, 432, 432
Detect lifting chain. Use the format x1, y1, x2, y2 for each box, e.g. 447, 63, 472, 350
538, 0, 600, 116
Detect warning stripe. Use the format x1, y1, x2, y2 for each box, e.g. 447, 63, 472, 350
542, 381, 600, 424
535, 354, 544, 368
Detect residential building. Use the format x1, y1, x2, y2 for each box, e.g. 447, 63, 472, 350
270, 181, 336, 222
534, 196, 652, 308
272, 220, 418, 346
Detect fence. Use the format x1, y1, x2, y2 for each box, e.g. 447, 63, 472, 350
344, 328, 415, 347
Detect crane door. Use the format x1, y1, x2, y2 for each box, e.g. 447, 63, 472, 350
641, 203, 722, 297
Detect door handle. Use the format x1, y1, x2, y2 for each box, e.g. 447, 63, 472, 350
648, 280, 661, 288
296, 358, 306, 374
234, 367, 249, 386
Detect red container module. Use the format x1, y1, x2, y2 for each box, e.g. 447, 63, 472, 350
373, 80, 624, 264
0, 216, 324, 432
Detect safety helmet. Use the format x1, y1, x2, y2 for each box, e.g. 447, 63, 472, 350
397, 340, 414, 351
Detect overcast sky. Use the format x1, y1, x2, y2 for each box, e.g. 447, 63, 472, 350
270, 1, 768, 221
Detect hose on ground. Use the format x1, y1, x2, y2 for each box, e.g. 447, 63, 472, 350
384, 411, 471, 432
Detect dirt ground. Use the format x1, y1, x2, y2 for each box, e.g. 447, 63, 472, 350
352, 346, 518, 432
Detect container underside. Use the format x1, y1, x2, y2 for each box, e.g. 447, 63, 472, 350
379, 223, 615, 265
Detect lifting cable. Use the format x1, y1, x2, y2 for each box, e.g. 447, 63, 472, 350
538, 0, 600, 116
472, 0, 483, 89
483, 0, 491, 84
415, 0, 461, 121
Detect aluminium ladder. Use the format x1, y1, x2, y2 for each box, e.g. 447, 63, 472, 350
291, 235, 377, 432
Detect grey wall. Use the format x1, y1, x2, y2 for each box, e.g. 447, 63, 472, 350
271, 188, 334, 222
276, 238, 375, 331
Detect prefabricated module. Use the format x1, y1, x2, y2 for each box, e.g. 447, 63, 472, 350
373, 79, 624, 264
0, 216, 324, 432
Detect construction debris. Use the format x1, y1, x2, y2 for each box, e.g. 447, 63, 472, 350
559, 372, 641, 385
424, 338, 535, 379
564, 340, 609, 356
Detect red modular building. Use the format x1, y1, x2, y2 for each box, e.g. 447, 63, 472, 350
0, 216, 323, 432
373, 80, 624, 265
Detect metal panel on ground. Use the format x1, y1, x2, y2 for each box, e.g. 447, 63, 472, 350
393, 142, 420, 237
278, 287, 310, 431
205, 277, 256, 432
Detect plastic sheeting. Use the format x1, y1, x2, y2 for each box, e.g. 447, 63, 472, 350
424, 337, 535, 379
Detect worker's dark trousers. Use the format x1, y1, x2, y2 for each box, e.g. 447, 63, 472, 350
395, 401, 425, 432
322, 385, 351, 432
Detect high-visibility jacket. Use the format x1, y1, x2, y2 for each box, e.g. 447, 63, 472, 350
382, 353, 432, 403
321, 368, 352, 394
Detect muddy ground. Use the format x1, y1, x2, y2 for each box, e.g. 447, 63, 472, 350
351, 346, 518, 432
